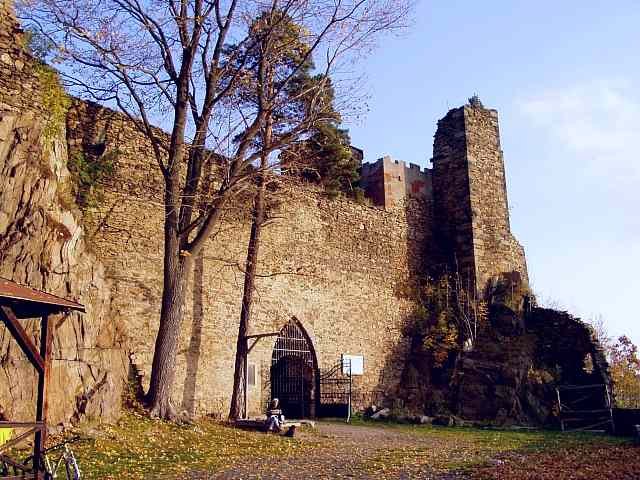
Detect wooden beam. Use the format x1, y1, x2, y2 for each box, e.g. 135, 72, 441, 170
0, 306, 44, 373
245, 332, 279, 354
0, 453, 31, 472
0, 421, 45, 428
33, 314, 52, 476
245, 332, 279, 339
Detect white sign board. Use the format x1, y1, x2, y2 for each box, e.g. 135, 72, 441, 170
342, 354, 364, 376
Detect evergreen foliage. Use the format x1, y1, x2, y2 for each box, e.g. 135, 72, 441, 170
227, 11, 360, 199
277, 79, 360, 198
291, 122, 361, 198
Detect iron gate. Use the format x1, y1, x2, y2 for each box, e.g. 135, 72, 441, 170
318, 360, 352, 418
270, 321, 316, 418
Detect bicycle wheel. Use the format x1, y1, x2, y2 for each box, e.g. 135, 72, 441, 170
65, 459, 72, 479
64, 454, 81, 480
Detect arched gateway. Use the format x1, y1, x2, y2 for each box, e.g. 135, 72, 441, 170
270, 320, 318, 418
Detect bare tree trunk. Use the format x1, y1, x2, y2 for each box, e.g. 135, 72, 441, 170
147, 253, 192, 418
146, 175, 193, 419
229, 119, 272, 420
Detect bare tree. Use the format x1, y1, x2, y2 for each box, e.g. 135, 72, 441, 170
588, 313, 613, 354
19, 0, 411, 418
452, 269, 484, 351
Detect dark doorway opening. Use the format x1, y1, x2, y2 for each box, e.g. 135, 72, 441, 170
270, 320, 318, 419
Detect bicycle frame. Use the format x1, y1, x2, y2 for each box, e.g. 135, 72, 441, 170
43, 444, 81, 480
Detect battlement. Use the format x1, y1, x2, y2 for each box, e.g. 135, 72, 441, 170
360, 155, 432, 209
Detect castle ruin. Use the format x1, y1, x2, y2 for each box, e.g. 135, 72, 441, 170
0, 0, 611, 426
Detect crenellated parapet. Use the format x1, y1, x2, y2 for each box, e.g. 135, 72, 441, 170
360, 156, 432, 210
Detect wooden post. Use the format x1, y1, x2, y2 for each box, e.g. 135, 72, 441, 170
347, 359, 352, 424
33, 315, 52, 476
243, 353, 248, 419
556, 388, 564, 432
605, 384, 615, 434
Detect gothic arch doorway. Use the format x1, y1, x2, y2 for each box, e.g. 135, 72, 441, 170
270, 319, 318, 418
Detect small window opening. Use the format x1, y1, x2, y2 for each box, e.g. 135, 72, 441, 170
582, 353, 594, 374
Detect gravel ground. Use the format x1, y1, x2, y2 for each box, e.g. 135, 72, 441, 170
190, 422, 469, 480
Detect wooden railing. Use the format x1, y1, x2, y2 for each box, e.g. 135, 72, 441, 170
0, 421, 46, 479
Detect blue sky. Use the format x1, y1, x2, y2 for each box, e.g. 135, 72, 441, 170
343, 0, 640, 346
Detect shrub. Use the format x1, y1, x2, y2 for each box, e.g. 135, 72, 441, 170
34, 63, 70, 143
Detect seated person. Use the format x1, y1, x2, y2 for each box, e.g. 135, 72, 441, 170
265, 398, 285, 433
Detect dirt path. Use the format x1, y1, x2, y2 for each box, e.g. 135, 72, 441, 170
196, 422, 467, 480
183, 421, 638, 480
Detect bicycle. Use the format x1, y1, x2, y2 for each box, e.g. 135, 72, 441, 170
21, 437, 82, 480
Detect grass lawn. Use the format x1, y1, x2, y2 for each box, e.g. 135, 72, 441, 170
54, 412, 313, 479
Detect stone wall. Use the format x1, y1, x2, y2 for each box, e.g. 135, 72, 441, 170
65, 101, 434, 417
463, 105, 528, 291
0, 0, 126, 426
453, 306, 612, 425
432, 104, 527, 293
432, 107, 476, 281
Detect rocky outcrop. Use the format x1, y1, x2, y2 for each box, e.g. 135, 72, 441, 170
399, 304, 612, 426
0, 0, 127, 426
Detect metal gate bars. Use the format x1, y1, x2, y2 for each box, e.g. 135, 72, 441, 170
270, 321, 316, 419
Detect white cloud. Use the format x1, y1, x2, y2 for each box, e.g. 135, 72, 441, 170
517, 80, 640, 182
514, 80, 640, 347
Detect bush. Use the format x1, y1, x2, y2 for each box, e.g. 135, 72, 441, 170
34, 63, 70, 143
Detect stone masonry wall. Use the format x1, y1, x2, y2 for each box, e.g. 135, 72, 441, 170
65, 101, 434, 417
432, 104, 527, 293
432, 107, 476, 281
463, 105, 528, 292
1, 0, 529, 422
0, 0, 127, 426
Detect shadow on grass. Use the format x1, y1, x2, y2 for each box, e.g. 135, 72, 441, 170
329, 417, 632, 476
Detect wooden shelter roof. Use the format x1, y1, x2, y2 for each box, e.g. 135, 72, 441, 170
0, 277, 85, 318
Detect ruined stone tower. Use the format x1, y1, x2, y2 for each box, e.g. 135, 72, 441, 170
432, 98, 528, 294
360, 155, 432, 210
